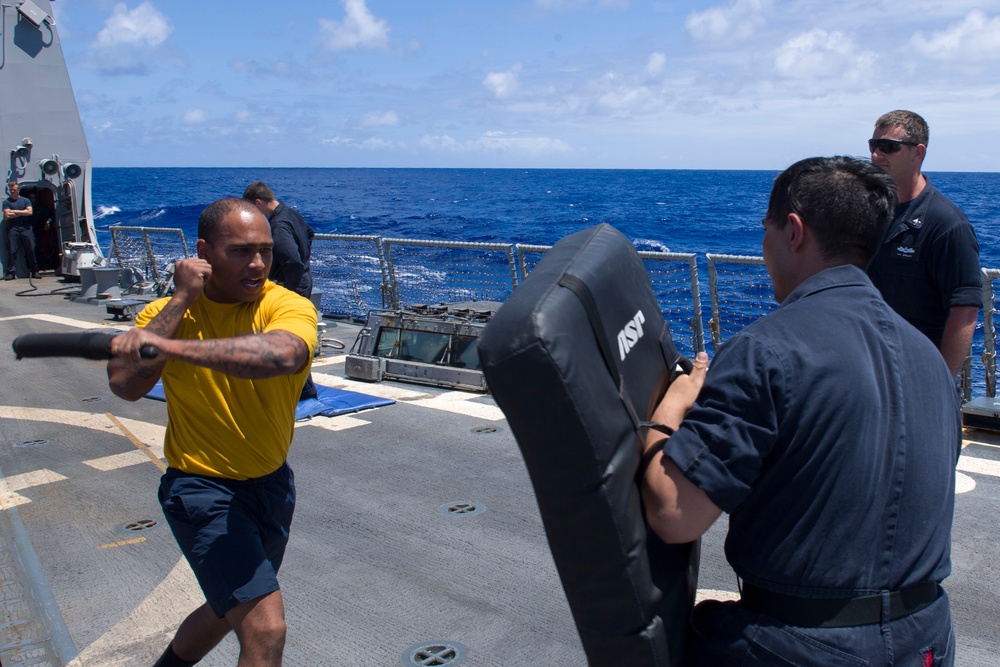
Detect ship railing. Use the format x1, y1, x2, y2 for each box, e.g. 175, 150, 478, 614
107, 225, 190, 288
515, 244, 706, 357
104, 225, 995, 400
310, 234, 388, 319
381, 238, 519, 311
982, 268, 1000, 398
642, 250, 706, 357
515, 244, 550, 280
707, 253, 982, 402
706, 254, 778, 352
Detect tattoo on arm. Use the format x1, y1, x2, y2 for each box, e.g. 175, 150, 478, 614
144, 298, 191, 338
174, 330, 309, 379
109, 297, 191, 395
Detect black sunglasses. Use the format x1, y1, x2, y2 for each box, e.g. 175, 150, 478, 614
868, 138, 918, 154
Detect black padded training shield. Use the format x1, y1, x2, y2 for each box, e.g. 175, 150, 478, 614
478, 223, 699, 666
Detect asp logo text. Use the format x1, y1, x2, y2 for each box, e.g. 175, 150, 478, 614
617, 309, 646, 361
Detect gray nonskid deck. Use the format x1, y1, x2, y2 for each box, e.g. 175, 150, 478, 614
0, 276, 998, 665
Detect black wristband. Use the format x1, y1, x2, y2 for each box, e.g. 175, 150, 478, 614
639, 420, 675, 436
636, 421, 674, 480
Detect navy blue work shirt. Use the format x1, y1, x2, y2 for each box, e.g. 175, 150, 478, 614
2, 195, 32, 228
867, 181, 981, 347
665, 265, 960, 597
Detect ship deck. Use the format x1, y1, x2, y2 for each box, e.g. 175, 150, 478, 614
0, 273, 998, 666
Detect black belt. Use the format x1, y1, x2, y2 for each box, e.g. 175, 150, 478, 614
740, 581, 941, 628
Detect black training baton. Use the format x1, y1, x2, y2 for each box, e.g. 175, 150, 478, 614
12, 332, 158, 360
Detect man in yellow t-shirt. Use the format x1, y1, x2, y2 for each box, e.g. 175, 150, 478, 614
108, 198, 317, 667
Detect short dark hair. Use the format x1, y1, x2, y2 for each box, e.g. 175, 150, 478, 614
198, 198, 261, 243
242, 181, 275, 202
875, 110, 929, 146
766, 156, 897, 267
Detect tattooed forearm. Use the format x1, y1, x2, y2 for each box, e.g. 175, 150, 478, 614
144, 298, 191, 338
106, 295, 195, 400
165, 330, 309, 379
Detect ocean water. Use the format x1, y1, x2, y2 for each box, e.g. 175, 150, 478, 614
92, 168, 1000, 392
91, 168, 1000, 267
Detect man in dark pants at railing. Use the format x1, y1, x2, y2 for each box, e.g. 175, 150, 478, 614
867, 110, 981, 377
3, 180, 41, 280
243, 181, 318, 401
638, 157, 958, 665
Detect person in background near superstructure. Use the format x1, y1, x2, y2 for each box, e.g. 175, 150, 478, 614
243, 180, 318, 400
107, 198, 317, 667
866, 110, 982, 377
3, 180, 40, 280
639, 157, 958, 665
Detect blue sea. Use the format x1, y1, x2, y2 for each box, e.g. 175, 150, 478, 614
91, 168, 1000, 267
91, 168, 1000, 392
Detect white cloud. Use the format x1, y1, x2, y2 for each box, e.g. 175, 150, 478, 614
418, 133, 571, 157
645, 52, 667, 77
321, 136, 354, 145
182, 108, 207, 125
319, 0, 390, 52
773, 29, 877, 84
686, 0, 770, 44
360, 111, 400, 127
359, 138, 396, 150
93, 2, 172, 49
910, 10, 1000, 62
483, 64, 522, 99
591, 80, 656, 115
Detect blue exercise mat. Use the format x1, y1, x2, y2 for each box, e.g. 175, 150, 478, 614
145, 381, 394, 420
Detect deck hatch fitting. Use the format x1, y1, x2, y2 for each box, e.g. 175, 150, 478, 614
438, 501, 484, 517
471, 426, 496, 434
13, 439, 50, 448
79, 396, 105, 404
117, 518, 158, 533
401, 641, 467, 666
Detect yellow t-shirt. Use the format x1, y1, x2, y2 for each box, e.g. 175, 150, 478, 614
137, 281, 318, 479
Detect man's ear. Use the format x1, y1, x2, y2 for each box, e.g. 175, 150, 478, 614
195, 238, 208, 260
787, 212, 808, 252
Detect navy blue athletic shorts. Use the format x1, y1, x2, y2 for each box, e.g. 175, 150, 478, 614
158, 462, 296, 618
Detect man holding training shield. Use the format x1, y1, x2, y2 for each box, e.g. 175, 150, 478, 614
640, 157, 958, 665
108, 198, 317, 667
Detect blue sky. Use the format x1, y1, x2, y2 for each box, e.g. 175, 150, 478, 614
55, 0, 1000, 170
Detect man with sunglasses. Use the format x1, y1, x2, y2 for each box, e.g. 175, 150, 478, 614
867, 110, 981, 377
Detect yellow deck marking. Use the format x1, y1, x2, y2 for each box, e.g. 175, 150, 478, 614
104, 413, 167, 472
97, 537, 147, 549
